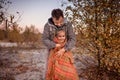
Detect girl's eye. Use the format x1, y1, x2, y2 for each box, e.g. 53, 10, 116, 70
59, 35, 65, 37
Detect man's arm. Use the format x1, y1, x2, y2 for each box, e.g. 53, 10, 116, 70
64, 22, 76, 51
42, 23, 56, 50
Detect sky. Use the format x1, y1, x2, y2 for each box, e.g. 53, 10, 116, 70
8, 0, 63, 32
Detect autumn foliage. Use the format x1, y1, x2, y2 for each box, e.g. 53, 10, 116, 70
0, 24, 41, 43
62, 0, 120, 74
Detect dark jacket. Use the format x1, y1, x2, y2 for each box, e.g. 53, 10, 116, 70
42, 18, 76, 51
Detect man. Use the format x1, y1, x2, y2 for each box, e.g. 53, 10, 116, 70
42, 8, 76, 79
42, 8, 76, 53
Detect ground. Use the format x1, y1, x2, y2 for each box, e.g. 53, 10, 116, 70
0, 47, 119, 80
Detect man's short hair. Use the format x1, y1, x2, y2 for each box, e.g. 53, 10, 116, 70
51, 8, 64, 20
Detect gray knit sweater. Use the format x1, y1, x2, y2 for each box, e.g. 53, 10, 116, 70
42, 18, 76, 51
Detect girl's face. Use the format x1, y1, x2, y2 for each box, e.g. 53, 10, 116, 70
57, 31, 66, 43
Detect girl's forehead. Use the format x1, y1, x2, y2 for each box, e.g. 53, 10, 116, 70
58, 31, 65, 34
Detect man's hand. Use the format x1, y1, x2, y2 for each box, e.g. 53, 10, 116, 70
56, 48, 66, 58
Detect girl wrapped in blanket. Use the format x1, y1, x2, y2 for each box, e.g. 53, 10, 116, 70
46, 30, 79, 80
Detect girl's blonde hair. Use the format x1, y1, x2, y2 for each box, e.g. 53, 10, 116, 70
55, 29, 66, 37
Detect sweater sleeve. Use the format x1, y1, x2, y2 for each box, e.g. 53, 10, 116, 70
42, 23, 56, 50
64, 23, 76, 51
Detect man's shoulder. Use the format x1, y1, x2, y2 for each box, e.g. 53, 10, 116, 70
63, 18, 72, 24
64, 21, 72, 28
44, 22, 51, 28
44, 21, 54, 28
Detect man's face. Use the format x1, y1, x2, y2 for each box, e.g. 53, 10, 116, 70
52, 16, 64, 27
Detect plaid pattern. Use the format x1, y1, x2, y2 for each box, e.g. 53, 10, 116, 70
46, 38, 79, 80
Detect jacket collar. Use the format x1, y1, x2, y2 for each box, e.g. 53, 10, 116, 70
47, 17, 67, 29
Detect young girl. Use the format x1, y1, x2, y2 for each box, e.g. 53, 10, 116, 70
46, 30, 79, 80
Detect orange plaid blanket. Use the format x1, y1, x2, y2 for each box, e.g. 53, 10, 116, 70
46, 38, 79, 80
